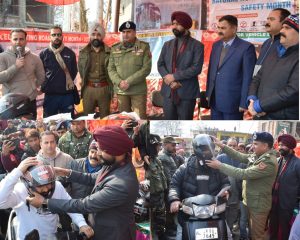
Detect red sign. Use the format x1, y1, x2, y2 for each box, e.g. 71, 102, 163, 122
35, 0, 79, 5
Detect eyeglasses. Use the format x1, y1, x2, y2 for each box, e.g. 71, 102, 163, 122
51, 33, 62, 37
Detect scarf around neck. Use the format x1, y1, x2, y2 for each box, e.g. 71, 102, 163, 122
49, 43, 74, 91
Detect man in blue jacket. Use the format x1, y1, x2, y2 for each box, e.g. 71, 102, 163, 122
206, 15, 256, 120
40, 26, 78, 117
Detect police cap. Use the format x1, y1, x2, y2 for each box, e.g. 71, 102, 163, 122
119, 21, 136, 32
252, 131, 274, 145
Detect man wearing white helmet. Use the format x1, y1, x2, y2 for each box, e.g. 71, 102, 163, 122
0, 158, 94, 240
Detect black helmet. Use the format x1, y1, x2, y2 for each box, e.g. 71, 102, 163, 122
21, 162, 56, 199
192, 134, 215, 160
0, 93, 32, 119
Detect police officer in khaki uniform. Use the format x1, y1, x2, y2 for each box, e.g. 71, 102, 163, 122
78, 22, 112, 117
108, 21, 152, 119
206, 132, 278, 240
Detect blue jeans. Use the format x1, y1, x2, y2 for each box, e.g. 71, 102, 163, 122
43, 93, 74, 117
240, 201, 249, 239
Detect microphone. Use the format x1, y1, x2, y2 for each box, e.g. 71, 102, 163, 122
16, 46, 23, 58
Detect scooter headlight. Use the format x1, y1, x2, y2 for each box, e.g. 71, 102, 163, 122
215, 202, 226, 214
193, 204, 215, 219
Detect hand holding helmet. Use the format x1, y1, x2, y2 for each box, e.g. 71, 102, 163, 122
17, 157, 39, 174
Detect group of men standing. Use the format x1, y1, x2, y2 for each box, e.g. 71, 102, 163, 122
159, 9, 299, 120
0, 9, 298, 120
0, 21, 152, 120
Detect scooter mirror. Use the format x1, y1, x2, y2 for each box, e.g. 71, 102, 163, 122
216, 185, 231, 198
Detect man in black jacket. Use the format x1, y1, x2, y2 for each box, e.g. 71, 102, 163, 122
169, 134, 230, 238
27, 125, 139, 240
247, 14, 299, 119
40, 26, 78, 117
270, 134, 300, 240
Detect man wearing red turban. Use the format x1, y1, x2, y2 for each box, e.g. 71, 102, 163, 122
269, 134, 300, 240
158, 11, 204, 120
27, 125, 139, 240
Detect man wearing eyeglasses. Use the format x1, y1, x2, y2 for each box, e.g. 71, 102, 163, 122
0, 29, 45, 119
39, 26, 78, 117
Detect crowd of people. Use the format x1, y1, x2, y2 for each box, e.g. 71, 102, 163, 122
0, 10, 298, 120
0, 119, 299, 239
0, 119, 145, 240
133, 127, 300, 240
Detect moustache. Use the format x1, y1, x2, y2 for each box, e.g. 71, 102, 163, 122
280, 32, 286, 38
265, 24, 270, 27
90, 157, 99, 161
218, 32, 224, 36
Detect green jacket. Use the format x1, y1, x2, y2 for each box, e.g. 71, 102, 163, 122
108, 39, 152, 95
58, 129, 93, 160
78, 43, 112, 97
220, 146, 278, 213
147, 156, 167, 194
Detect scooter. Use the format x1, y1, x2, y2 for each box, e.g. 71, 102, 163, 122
180, 186, 230, 240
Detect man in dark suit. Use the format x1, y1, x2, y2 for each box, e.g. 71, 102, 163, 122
206, 15, 256, 120
158, 11, 204, 120
270, 134, 300, 240
27, 125, 139, 240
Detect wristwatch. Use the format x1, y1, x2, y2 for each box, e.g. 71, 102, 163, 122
42, 199, 48, 209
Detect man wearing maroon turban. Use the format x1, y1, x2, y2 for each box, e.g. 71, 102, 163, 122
27, 125, 139, 240
269, 134, 300, 240
158, 11, 204, 120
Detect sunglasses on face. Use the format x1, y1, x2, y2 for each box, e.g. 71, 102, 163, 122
51, 33, 62, 37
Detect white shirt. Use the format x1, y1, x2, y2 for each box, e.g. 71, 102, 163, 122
0, 168, 87, 240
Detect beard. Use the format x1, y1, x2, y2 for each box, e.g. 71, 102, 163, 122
279, 149, 290, 157
91, 39, 104, 48
172, 29, 185, 38
100, 155, 116, 166
51, 39, 62, 49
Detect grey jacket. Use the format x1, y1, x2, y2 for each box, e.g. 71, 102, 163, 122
0, 47, 45, 100
47, 161, 139, 240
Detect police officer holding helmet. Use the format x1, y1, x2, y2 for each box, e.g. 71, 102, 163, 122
206, 132, 278, 240
169, 134, 230, 238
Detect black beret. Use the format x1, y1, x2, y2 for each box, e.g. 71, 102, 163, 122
252, 132, 274, 145
119, 21, 136, 32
